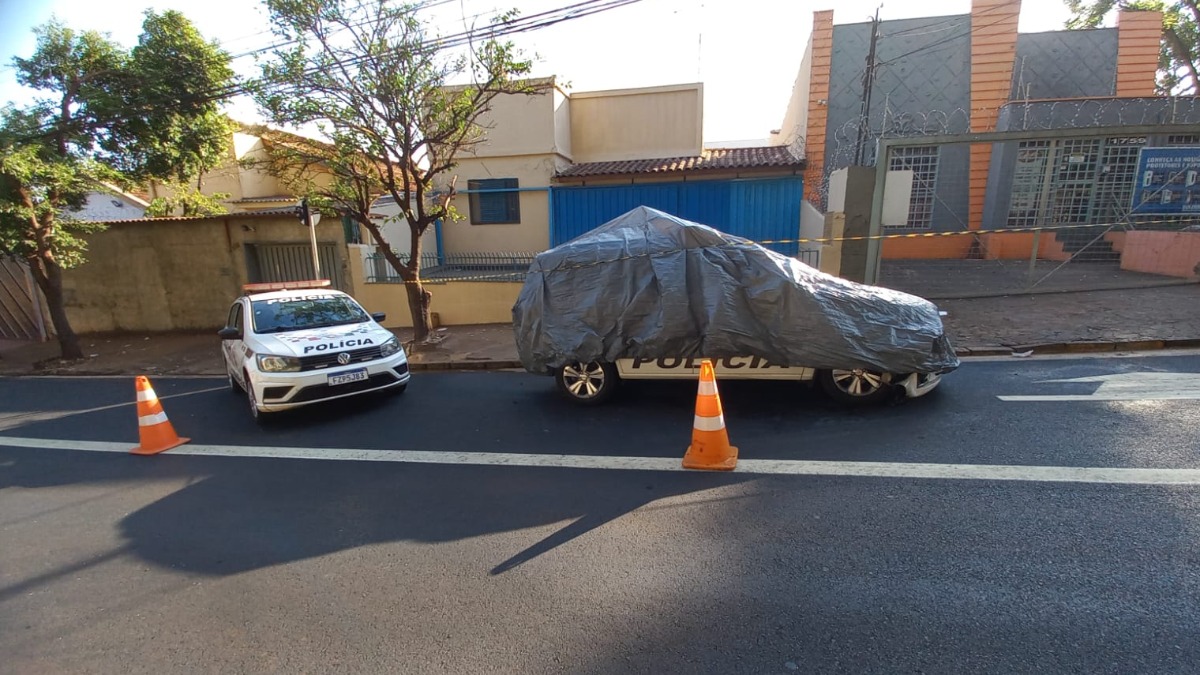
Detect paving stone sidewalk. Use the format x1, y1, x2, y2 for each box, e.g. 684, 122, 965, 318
0, 284, 1196, 377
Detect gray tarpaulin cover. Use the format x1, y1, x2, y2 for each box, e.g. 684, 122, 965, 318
512, 207, 959, 375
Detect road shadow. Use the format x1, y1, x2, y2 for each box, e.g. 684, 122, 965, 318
26, 453, 746, 577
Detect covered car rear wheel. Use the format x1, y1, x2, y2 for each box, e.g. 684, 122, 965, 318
555, 361, 618, 405
818, 368, 893, 406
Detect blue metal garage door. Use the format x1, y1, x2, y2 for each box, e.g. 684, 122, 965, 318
550, 177, 803, 255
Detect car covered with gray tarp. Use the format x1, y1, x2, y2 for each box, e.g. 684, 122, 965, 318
512, 206, 959, 405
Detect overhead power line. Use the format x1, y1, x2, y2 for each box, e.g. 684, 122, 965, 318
6, 0, 645, 144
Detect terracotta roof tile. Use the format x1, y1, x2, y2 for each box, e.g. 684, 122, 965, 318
556, 146, 804, 178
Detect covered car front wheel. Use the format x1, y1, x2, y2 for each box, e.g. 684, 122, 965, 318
818, 368, 893, 406
555, 361, 618, 404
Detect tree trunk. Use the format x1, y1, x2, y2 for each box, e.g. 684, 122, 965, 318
356, 216, 435, 343
403, 276, 433, 342
27, 253, 82, 360
403, 223, 434, 342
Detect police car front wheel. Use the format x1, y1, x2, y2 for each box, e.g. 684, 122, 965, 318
555, 361, 618, 405
817, 368, 892, 406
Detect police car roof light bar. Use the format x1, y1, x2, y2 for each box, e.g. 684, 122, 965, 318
242, 279, 332, 294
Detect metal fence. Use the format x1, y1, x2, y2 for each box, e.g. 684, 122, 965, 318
861, 125, 1200, 299
366, 248, 822, 284
366, 252, 538, 284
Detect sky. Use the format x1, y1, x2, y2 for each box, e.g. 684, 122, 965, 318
0, 0, 1093, 144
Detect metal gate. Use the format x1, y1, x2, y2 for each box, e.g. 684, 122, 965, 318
245, 243, 346, 290
0, 258, 46, 341
550, 177, 804, 255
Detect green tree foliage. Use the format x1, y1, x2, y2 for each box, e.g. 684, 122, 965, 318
255, 0, 537, 342
0, 13, 234, 359
1066, 1, 1199, 94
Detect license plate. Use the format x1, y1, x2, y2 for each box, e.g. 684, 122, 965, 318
328, 368, 368, 386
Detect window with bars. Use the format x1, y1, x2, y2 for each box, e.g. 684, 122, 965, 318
887, 146, 938, 230
468, 178, 520, 224
1007, 137, 1148, 228
1007, 140, 1052, 228
1095, 137, 1145, 224
1167, 134, 1200, 145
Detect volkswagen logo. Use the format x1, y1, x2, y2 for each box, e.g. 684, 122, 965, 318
337, 352, 351, 365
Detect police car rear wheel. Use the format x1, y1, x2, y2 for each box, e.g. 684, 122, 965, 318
818, 368, 892, 406
556, 361, 617, 405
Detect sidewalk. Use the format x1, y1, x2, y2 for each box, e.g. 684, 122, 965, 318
1, 284, 1197, 377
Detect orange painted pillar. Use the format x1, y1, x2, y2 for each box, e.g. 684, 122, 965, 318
804, 10, 834, 206
1116, 9, 1163, 97
968, 0, 1021, 231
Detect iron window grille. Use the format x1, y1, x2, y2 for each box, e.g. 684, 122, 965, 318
886, 146, 939, 230
468, 178, 521, 224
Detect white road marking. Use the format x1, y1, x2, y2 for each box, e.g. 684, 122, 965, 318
0, 386, 227, 432
999, 372, 1200, 402
2, 435, 1199, 485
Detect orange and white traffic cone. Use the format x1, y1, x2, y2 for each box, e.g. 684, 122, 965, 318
682, 359, 738, 471
130, 375, 190, 456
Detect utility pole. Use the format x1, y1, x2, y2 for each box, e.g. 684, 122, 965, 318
854, 6, 881, 166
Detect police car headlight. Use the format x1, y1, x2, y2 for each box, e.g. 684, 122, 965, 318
379, 336, 402, 357
256, 354, 301, 372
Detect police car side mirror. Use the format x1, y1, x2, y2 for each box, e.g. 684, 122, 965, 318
217, 327, 241, 340
371, 312, 386, 323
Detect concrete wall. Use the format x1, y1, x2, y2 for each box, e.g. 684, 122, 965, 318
1120, 231, 1200, 279
69, 191, 147, 221
772, 38, 812, 150
1011, 29, 1118, 100
825, 14, 972, 173
554, 88, 573, 159
61, 215, 349, 333
568, 84, 703, 162
364, 196, 439, 257
347, 252, 521, 328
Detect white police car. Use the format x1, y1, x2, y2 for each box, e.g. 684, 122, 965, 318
219, 280, 409, 421
554, 357, 943, 406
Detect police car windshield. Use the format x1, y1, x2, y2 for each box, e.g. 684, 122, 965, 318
252, 294, 369, 333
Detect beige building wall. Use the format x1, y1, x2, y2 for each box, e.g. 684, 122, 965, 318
569, 83, 703, 162
770, 39, 812, 149
554, 87, 573, 159
434, 80, 708, 255
61, 215, 348, 333
440, 154, 558, 254
148, 131, 291, 212
468, 78, 560, 157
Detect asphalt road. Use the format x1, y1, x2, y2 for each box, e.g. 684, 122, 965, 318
2, 353, 1199, 673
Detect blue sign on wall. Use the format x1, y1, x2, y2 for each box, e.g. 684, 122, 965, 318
1130, 147, 1200, 215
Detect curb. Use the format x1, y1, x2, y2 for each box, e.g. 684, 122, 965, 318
957, 338, 1200, 357
408, 360, 524, 372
